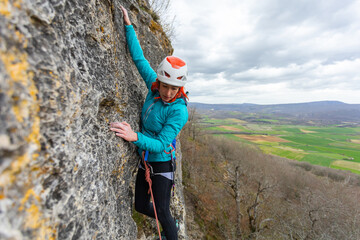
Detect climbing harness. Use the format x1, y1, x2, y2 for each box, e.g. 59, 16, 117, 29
140, 139, 178, 240
143, 150, 162, 240
139, 139, 177, 191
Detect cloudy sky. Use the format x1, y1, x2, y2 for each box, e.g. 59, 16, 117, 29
166, 0, 360, 104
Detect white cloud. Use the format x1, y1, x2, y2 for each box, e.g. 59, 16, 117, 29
170, 0, 360, 104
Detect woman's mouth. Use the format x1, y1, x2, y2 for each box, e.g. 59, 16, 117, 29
162, 96, 172, 102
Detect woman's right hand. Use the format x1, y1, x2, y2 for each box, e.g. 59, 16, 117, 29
120, 5, 131, 25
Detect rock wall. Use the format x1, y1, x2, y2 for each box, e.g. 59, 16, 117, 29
0, 0, 187, 239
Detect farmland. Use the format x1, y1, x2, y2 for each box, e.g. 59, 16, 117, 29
202, 117, 360, 174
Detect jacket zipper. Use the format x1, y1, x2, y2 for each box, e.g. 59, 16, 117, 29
143, 99, 160, 125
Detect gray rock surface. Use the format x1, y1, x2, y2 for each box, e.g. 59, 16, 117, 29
0, 0, 186, 239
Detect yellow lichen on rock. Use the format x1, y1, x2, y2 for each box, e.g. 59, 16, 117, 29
149, 19, 173, 55
11, 99, 29, 123
26, 115, 40, 146
0, 0, 11, 17
1, 49, 30, 86
19, 189, 57, 240
0, 48, 38, 124
15, 30, 28, 48
19, 189, 41, 211
0, 114, 41, 185
0, 43, 44, 237
0, 45, 40, 144
149, 19, 163, 33
0, 0, 24, 17
0, 153, 29, 186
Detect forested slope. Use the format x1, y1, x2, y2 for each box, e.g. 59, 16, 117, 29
181, 115, 360, 239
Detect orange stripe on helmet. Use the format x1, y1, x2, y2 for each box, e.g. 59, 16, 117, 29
166, 56, 186, 69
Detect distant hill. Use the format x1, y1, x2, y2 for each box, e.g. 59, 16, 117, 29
189, 101, 360, 125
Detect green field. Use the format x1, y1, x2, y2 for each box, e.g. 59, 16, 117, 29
203, 118, 360, 174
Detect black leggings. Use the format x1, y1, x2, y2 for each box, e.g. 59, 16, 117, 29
135, 161, 178, 240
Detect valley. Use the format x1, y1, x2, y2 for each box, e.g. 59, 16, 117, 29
193, 102, 360, 174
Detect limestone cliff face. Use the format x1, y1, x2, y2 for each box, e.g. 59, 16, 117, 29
0, 0, 186, 239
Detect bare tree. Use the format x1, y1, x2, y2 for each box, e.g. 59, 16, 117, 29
184, 107, 201, 140
247, 181, 274, 239
216, 165, 244, 239
235, 166, 243, 238
149, 0, 177, 40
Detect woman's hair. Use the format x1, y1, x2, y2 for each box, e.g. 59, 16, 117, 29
151, 80, 189, 103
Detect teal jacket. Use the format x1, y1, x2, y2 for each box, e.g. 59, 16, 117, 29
125, 25, 188, 162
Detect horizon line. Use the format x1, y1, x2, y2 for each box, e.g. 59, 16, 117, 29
188, 100, 360, 105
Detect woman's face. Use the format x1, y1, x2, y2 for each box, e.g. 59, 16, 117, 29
159, 82, 180, 102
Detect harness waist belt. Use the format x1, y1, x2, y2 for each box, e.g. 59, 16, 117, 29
138, 163, 174, 181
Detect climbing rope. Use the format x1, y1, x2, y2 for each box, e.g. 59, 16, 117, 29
143, 151, 162, 240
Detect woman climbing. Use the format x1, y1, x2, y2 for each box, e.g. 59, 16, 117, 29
109, 6, 189, 240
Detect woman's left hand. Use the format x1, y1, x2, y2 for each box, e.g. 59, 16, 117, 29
110, 121, 138, 142
120, 5, 131, 25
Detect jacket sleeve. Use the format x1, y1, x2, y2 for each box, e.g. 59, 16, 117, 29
133, 106, 188, 153
125, 25, 157, 90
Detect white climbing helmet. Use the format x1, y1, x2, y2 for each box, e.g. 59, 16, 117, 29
156, 56, 188, 87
